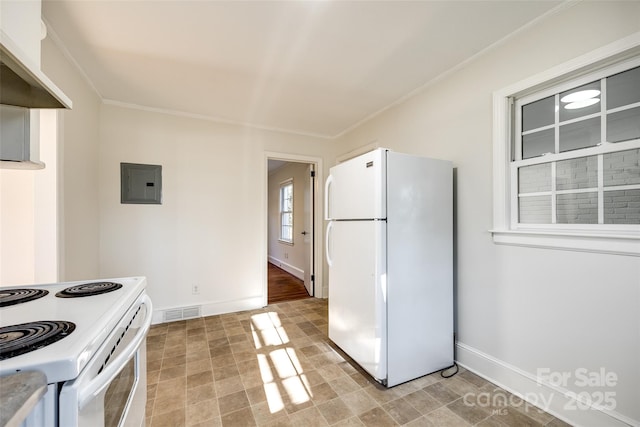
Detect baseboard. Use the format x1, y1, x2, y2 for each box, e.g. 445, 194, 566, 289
151, 295, 264, 325
268, 256, 304, 280
456, 342, 638, 427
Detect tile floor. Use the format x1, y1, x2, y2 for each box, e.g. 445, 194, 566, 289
145, 298, 571, 426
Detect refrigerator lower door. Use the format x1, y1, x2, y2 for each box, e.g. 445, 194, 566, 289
327, 220, 387, 383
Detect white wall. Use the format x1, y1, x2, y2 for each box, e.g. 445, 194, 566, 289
41, 36, 102, 281
267, 162, 309, 278
98, 105, 331, 321
33, 110, 59, 282
333, 2, 640, 425
0, 168, 36, 284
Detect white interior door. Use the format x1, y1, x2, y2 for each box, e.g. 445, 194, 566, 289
327, 220, 386, 381
303, 164, 314, 296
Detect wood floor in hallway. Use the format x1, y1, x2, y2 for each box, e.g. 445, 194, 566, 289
268, 262, 311, 304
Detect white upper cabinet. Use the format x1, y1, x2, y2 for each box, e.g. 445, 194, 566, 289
1, 0, 41, 66
0, 0, 71, 109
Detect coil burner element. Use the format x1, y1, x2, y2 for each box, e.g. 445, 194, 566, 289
0, 321, 76, 360
56, 282, 123, 298
0, 289, 49, 307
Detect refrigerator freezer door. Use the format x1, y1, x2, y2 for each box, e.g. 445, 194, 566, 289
325, 149, 386, 220
327, 220, 387, 382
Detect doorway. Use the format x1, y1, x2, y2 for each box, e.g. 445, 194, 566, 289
267, 262, 310, 304
265, 153, 323, 306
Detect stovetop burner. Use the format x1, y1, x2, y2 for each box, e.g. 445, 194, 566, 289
56, 281, 123, 298
0, 288, 49, 307
0, 321, 76, 360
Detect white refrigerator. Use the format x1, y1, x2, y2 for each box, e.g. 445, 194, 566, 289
325, 148, 453, 387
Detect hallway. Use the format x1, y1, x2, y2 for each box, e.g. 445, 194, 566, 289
267, 263, 311, 304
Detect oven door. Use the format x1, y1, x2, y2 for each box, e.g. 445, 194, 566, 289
59, 294, 152, 427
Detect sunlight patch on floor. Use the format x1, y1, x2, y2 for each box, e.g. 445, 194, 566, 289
263, 382, 284, 413
251, 310, 313, 414
257, 353, 273, 383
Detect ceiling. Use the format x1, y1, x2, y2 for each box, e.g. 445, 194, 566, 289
42, 0, 562, 139
268, 159, 287, 173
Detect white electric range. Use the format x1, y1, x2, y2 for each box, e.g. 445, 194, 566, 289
0, 277, 152, 427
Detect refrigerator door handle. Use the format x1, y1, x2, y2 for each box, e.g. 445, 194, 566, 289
324, 174, 334, 220
325, 221, 334, 266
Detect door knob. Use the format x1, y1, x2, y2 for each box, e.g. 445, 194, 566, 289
301, 231, 308, 235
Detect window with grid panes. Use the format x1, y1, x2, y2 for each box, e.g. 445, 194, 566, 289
279, 180, 293, 243
513, 62, 640, 229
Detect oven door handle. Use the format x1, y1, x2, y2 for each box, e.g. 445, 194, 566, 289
77, 294, 153, 410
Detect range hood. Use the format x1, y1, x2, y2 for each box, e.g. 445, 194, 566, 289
0, 28, 72, 109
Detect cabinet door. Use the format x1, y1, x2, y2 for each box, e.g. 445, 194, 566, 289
0, 0, 42, 64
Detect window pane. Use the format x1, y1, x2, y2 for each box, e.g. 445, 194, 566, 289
607, 66, 640, 109
556, 192, 598, 224
281, 183, 293, 212
282, 213, 292, 226
519, 196, 551, 223
522, 96, 555, 132
281, 225, 292, 242
522, 129, 554, 159
559, 117, 600, 153
556, 155, 597, 190
279, 182, 293, 242
518, 163, 551, 193
607, 107, 640, 143
281, 208, 292, 241
559, 81, 601, 122
603, 148, 640, 186
604, 189, 640, 224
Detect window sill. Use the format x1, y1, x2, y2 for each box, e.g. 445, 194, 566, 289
278, 239, 294, 246
490, 229, 640, 257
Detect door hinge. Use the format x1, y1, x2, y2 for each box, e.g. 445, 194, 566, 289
310, 170, 315, 177
311, 274, 315, 282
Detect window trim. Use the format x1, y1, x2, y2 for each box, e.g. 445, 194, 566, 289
492, 31, 640, 256
279, 178, 294, 244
